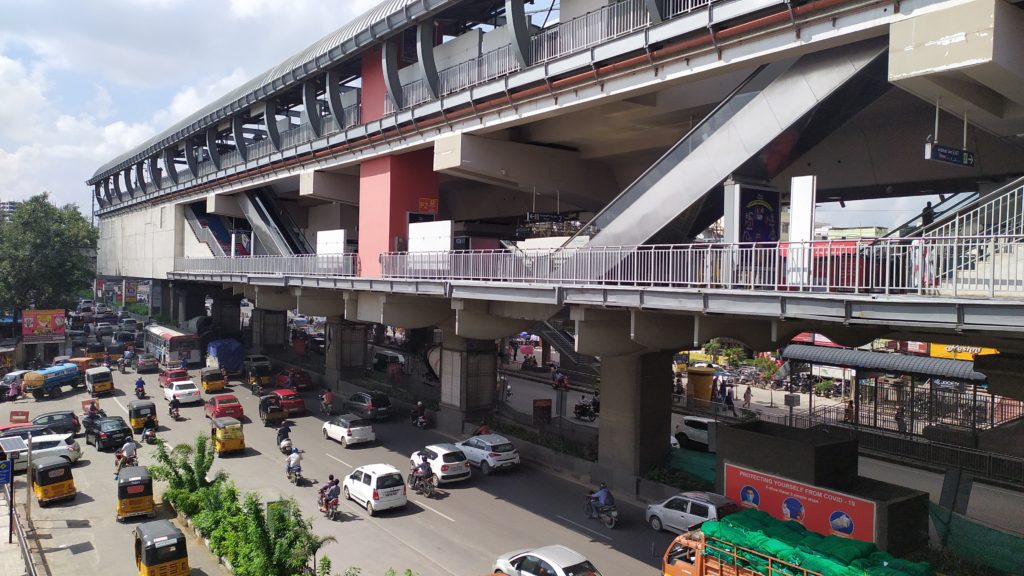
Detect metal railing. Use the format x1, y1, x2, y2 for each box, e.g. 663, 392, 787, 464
4, 485, 39, 576
184, 208, 227, 257
401, 78, 434, 109
665, 0, 713, 16
379, 235, 1024, 298
530, 0, 650, 64
438, 44, 520, 96
174, 254, 359, 276
927, 177, 1024, 240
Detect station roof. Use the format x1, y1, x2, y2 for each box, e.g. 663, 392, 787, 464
780, 344, 987, 382
89, 0, 463, 183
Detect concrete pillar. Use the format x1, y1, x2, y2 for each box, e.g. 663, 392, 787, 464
251, 308, 287, 354
361, 46, 387, 122
358, 149, 439, 276
324, 318, 368, 386
437, 333, 498, 435
596, 351, 674, 485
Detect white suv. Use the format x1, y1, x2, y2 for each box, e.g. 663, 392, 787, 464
342, 464, 407, 516
455, 434, 520, 475
676, 416, 715, 447
646, 491, 738, 534
409, 443, 471, 484
12, 433, 82, 471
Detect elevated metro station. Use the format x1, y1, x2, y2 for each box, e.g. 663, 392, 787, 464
89, 0, 1024, 479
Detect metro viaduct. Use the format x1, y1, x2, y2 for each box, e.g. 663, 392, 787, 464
90, 0, 1024, 478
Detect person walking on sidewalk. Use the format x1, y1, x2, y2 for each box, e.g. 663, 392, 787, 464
742, 385, 753, 409
725, 385, 738, 417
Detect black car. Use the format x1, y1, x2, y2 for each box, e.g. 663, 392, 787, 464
84, 416, 133, 451
0, 424, 57, 441
344, 392, 392, 420
31, 411, 81, 435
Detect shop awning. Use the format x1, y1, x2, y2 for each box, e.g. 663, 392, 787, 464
780, 344, 986, 382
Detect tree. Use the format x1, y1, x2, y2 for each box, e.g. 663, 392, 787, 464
149, 435, 225, 516
752, 357, 779, 381
0, 195, 96, 311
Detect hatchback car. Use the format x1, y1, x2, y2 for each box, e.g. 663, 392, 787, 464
0, 424, 57, 440
344, 391, 392, 420
409, 444, 471, 484
493, 545, 603, 576
456, 434, 520, 475
676, 416, 716, 448
158, 367, 190, 387
275, 367, 312, 390
271, 389, 305, 415
205, 394, 244, 419
9, 433, 82, 471
322, 414, 375, 448
342, 463, 407, 516
243, 354, 272, 373
31, 411, 81, 436
134, 353, 160, 373
646, 491, 739, 534
164, 380, 202, 404
85, 417, 133, 451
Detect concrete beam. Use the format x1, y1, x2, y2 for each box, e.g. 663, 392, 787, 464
299, 170, 359, 204
452, 299, 553, 340
206, 193, 245, 218
433, 133, 613, 211
301, 80, 323, 138
693, 316, 783, 352
382, 38, 403, 109
631, 311, 696, 350
416, 20, 440, 99
206, 129, 222, 170
255, 285, 295, 312
292, 287, 345, 317
162, 148, 179, 185
347, 292, 452, 328
571, 307, 645, 357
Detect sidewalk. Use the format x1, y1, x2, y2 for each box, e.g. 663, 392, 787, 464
0, 481, 38, 576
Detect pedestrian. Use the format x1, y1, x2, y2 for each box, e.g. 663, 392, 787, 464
844, 400, 855, 423
510, 340, 519, 361
921, 201, 935, 226
743, 385, 752, 409
725, 385, 738, 417
895, 407, 907, 434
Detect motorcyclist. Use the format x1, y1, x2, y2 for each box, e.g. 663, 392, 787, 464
410, 401, 425, 424
320, 479, 341, 512
319, 389, 334, 413
115, 439, 138, 477
117, 356, 126, 373
141, 415, 157, 440
168, 396, 181, 418
590, 390, 601, 414
135, 377, 146, 397
286, 447, 302, 475
276, 422, 292, 445
412, 455, 433, 489
103, 353, 112, 367
474, 420, 491, 436
318, 474, 336, 506
588, 482, 614, 518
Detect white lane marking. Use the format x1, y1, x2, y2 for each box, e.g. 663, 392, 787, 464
556, 515, 614, 541
113, 397, 128, 414
410, 498, 455, 523
326, 453, 352, 468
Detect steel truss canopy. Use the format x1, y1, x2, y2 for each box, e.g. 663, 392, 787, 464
89, 0, 483, 184
781, 344, 987, 382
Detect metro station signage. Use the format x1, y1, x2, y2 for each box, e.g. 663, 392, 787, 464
925, 142, 976, 167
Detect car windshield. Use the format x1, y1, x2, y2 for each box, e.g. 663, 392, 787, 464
563, 561, 602, 576
375, 473, 404, 489
370, 394, 391, 406
217, 397, 239, 405
250, 356, 269, 364
442, 451, 467, 463
100, 421, 125, 431
491, 442, 515, 453
176, 382, 197, 391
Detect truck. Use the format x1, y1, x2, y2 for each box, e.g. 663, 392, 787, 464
23, 363, 84, 399
206, 339, 244, 375
662, 509, 932, 576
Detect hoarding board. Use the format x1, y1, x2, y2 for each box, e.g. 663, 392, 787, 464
22, 309, 66, 343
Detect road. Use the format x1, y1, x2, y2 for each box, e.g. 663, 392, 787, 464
2, 367, 678, 576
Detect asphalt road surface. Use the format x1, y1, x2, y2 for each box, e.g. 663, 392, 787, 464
2, 367, 678, 576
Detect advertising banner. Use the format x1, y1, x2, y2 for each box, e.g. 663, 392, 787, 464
929, 343, 999, 361
724, 463, 876, 543
125, 281, 137, 304
21, 309, 66, 344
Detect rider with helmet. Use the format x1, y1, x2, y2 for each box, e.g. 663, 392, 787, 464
286, 447, 302, 475
412, 454, 433, 489
135, 376, 145, 396
588, 482, 615, 518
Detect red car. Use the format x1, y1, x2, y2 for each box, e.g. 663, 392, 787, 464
205, 394, 244, 419
274, 368, 312, 390
159, 368, 190, 388
272, 389, 305, 415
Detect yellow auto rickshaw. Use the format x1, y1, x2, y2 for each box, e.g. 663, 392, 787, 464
134, 520, 188, 576
31, 456, 76, 506
106, 342, 125, 363
68, 356, 96, 377
128, 400, 158, 432
117, 466, 155, 522
210, 417, 245, 456
200, 367, 225, 393
248, 365, 272, 392
86, 342, 106, 361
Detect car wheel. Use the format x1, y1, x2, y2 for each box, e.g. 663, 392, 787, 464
322, 429, 329, 440
341, 438, 348, 449
649, 516, 663, 532
366, 500, 375, 516
85, 433, 93, 446
343, 487, 351, 501
432, 474, 440, 486
481, 461, 491, 476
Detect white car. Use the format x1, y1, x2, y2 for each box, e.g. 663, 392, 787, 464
455, 434, 520, 475
493, 545, 603, 576
342, 463, 407, 516
164, 380, 202, 404
646, 491, 739, 534
11, 433, 82, 471
322, 414, 376, 448
409, 443, 471, 484
676, 416, 715, 447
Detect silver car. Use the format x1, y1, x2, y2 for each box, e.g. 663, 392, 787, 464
493, 545, 603, 576
455, 434, 520, 475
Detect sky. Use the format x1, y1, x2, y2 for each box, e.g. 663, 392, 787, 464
0, 0, 931, 230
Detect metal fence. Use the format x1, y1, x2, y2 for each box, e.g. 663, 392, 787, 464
4, 485, 39, 576
174, 254, 359, 276
928, 178, 1024, 240
665, 0, 714, 16
530, 0, 650, 64
438, 44, 521, 97
379, 235, 1024, 298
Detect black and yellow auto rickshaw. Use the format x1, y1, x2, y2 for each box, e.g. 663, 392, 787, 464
258, 395, 287, 427
117, 466, 155, 522
248, 364, 272, 393
86, 342, 106, 361
210, 417, 245, 456
31, 456, 76, 506
200, 367, 226, 393
134, 520, 188, 576
105, 342, 125, 363
128, 400, 158, 432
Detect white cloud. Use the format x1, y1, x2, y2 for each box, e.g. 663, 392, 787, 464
150, 68, 251, 129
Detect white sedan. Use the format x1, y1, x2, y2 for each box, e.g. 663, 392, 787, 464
164, 380, 202, 404
322, 414, 376, 448
493, 545, 603, 576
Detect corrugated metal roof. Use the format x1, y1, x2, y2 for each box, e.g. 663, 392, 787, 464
90, 0, 457, 183
780, 344, 987, 382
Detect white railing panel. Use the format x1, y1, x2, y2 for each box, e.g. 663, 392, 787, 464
174, 254, 360, 277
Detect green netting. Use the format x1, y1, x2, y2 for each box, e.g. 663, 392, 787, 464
700, 509, 934, 576
929, 501, 1024, 574
668, 447, 717, 486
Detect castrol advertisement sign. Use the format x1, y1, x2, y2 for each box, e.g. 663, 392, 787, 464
724, 464, 876, 542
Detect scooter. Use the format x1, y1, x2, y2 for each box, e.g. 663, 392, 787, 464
143, 428, 157, 444
585, 492, 618, 529
135, 386, 146, 400
287, 465, 303, 485
169, 406, 182, 421
279, 437, 293, 454
573, 398, 597, 422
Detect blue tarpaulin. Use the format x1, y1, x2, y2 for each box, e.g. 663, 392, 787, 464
207, 339, 243, 373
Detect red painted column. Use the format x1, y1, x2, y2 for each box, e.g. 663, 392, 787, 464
358, 149, 438, 276
361, 46, 386, 122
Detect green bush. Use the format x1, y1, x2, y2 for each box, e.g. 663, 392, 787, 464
644, 465, 714, 491
125, 302, 149, 316
492, 419, 597, 461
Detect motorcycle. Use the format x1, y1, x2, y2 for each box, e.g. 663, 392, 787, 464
573, 398, 597, 422
586, 492, 618, 529
115, 451, 139, 470
287, 465, 303, 485
409, 408, 429, 429
319, 394, 333, 416
319, 493, 339, 521
169, 406, 182, 421
279, 438, 293, 454
135, 386, 146, 400
143, 428, 157, 444
118, 359, 127, 374
408, 468, 436, 497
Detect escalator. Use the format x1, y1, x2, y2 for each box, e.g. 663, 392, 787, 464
236, 188, 313, 256
536, 320, 600, 382
567, 38, 890, 249
187, 203, 251, 256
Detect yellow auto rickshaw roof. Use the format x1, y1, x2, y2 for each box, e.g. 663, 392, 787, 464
31, 456, 70, 473
135, 520, 184, 546
201, 367, 223, 376
128, 399, 157, 410
212, 416, 241, 428
117, 465, 152, 484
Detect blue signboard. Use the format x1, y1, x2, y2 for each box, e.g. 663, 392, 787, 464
925, 143, 976, 167
0, 460, 11, 486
